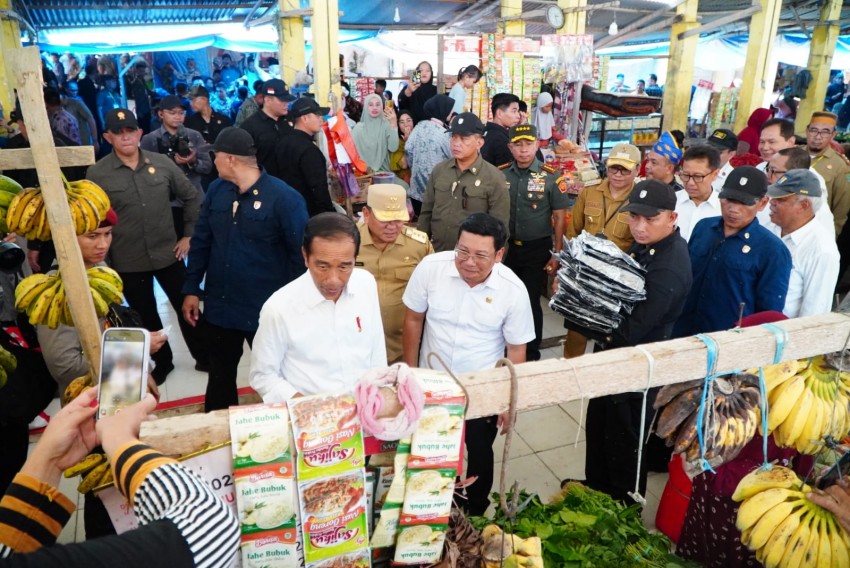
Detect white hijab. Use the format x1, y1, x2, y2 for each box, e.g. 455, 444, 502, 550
533, 92, 555, 140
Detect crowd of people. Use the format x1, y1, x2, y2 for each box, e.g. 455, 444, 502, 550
2, 50, 850, 566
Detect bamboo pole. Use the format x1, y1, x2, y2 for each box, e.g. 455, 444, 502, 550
8, 47, 102, 377
140, 312, 850, 456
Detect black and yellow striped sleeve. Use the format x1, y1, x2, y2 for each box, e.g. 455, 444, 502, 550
112, 443, 177, 505
0, 473, 75, 555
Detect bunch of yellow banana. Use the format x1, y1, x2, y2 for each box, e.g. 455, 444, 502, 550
733, 466, 850, 567
758, 358, 850, 454
653, 372, 762, 466
64, 453, 114, 494
0, 175, 23, 234
5, 179, 110, 240
62, 373, 95, 406
14, 266, 124, 328
0, 344, 17, 389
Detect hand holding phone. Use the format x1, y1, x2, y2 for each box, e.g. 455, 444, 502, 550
97, 328, 150, 420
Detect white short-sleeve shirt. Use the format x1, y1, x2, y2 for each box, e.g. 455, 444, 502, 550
675, 190, 721, 242
249, 269, 387, 401
402, 251, 535, 373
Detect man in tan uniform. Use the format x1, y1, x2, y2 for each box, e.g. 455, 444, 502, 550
358, 184, 433, 363
562, 143, 639, 357
803, 111, 850, 235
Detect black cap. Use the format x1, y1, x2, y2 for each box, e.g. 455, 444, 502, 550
289, 97, 330, 119
767, 168, 822, 198
261, 79, 295, 101
707, 128, 738, 152
508, 124, 537, 143
158, 95, 182, 111
213, 127, 257, 157
622, 180, 676, 217
189, 85, 209, 99
448, 112, 484, 135
719, 166, 768, 205
0, 242, 25, 274
104, 108, 139, 132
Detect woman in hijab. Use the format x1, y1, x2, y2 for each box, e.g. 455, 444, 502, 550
398, 61, 438, 124
404, 94, 454, 216
352, 93, 399, 174
532, 91, 562, 147
389, 110, 414, 184
736, 107, 773, 155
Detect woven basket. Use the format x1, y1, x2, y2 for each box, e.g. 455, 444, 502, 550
353, 174, 372, 203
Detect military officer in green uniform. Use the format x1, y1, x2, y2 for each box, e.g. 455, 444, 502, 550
358, 184, 434, 363
501, 124, 570, 361
418, 112, 510, 252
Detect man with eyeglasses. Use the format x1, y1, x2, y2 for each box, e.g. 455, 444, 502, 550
765, 169, 839, 318
674, 166, 791, 337
757, 146, 834, 238
802, 112, 850, 236
643, 131, 684, 193
402, 213, 534, 516
563, 142, 639, 357
183, 127, 308, 411
357, 184, 433, 364
501, 124, 570, 361
418, 112, 510, 252
675, 145, 721, 241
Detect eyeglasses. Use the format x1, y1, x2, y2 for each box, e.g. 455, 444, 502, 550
454, 248, 493, 263
807, 127, 834, 138
679, 170, 715, 183
607, 167, 632, 176
766, 166, 787, 178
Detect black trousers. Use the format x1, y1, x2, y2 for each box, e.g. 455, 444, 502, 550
504, 236, 552, 361
836, 222, 850, 292
0, 420, 28, 495
463, 416, 498, 516
584, 392, 655, 504
119, 261, 208, 381
204, 322, 255, 412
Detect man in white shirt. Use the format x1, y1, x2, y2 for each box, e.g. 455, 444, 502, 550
707, 129, 738, 192
250, 213, 387, 401
757, 147, 834, 238
675, 145, 722, 241
767, 169, 839, 318
402, 213, 534, 516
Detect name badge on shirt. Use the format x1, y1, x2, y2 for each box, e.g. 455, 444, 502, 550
254, 201, 262, 210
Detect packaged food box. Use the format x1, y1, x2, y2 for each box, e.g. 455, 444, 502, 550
408, 406, 464, 469
235, 466, 297, 534
289, 394, 364, 480
299, 471, 370, 563
229, 403, 292, 469
400, 469, 455, 524
241, 528, 299, 568
393, 523, 448, 565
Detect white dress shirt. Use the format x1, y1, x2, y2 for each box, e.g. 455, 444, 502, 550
754, 167, 834, 238
781, 218, 840, 318
675, 190, 721, 241
402, 251, 535, 373
249, 269, 387, 402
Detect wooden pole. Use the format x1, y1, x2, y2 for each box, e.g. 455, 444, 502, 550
0, 146, 95, 171
661, 0, 699, 132
8, 47, 102, 378
733, 0, 783, 132
141, 312, 850, 457
794, 0, 843, 132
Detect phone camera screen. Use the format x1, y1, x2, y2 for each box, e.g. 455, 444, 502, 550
98, 331, 146, 419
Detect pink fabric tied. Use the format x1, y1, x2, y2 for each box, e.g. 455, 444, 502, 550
355, 363, 425, 441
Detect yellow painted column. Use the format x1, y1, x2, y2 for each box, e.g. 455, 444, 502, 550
559, 0, 587, 35
0, 0, 23, 115
733, 0, 782, 132
310, 0, 340, 108
795, 0, 842, 130
661, 0, 699, 132
278, 0, 304, 89
501, 0, 524, 36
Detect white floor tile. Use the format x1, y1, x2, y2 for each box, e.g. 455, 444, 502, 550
560, 399, 589, 426
537, 443, 587, 482
514, 406, 584, 452
492, 430, 534, 463
491, 454, 562, 505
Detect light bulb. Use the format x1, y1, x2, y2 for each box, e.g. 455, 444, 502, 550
608, 21, 618, 35
393, 6, 401, 23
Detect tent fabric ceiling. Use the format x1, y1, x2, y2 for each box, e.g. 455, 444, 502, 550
10, 0, 850, 46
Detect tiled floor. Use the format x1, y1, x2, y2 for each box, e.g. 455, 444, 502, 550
46, 290, 668, 544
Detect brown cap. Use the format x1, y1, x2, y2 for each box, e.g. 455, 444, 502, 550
366, 184, 409, 222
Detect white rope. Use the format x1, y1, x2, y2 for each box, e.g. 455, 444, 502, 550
629, 345, 656, 506
567, 359, 588, 448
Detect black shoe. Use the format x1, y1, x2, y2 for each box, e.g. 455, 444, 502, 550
152, 362, 174, 385
194, 361, 210, 373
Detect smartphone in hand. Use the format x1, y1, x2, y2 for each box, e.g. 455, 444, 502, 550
97, 327, 150, 420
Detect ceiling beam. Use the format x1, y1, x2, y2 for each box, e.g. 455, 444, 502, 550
594, 0, 690, 50
438, 0, 494, 32
595, 14, 679, 51
679, 3, 760, 39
